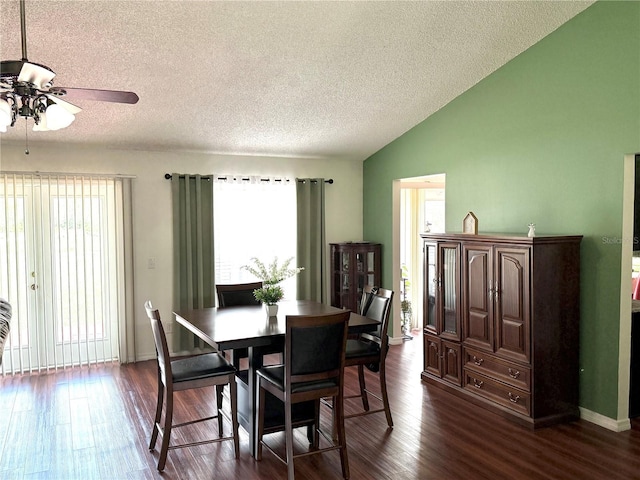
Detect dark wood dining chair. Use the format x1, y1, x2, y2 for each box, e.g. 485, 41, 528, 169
344, 285, 394, 427
216, 281, 262, 368
217, 281, 285, 371
216, 281, 263, 307
256, 310, 351, 480
144, 301, 240, 471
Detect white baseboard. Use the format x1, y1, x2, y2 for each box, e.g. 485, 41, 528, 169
579, 407, 631, 432
389, 336, 405, 346
133, 352, 157, 362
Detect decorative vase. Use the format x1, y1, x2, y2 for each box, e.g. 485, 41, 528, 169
265, 303, 278, 316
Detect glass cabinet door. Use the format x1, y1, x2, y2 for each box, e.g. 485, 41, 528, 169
355, 251, 365, 299
341, 251, 350, 272
438, 242, 461, 340
424, 242, 437, 334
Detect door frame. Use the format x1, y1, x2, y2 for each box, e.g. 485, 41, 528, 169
619, 153, 635, 424
392, 174, 446, 345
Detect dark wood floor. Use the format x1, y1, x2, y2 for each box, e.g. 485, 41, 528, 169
1, 336, 640, 479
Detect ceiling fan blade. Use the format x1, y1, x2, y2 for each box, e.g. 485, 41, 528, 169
18, 62, 56, 89
49, 87, 139, 104
45, 94, 82, 115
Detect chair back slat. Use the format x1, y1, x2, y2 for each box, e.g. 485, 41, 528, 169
144, 300, 171, 383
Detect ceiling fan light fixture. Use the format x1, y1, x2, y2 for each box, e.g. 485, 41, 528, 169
44, 103, 75, 130
0, 98, 12, 128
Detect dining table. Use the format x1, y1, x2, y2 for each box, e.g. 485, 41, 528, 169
173, 299, 380, 458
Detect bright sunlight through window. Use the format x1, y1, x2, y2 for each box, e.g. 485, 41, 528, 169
213, 178, 298, 301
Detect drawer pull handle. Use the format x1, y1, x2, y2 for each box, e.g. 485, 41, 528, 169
508, 368, 520, 379
472, 356, 483, 366
508, 392, 520, 403
473, 379, 484, 389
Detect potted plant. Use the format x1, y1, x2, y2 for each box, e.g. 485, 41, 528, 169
242, 257, 304, 315
401, 264, 413, 339
252, 284, 285, 304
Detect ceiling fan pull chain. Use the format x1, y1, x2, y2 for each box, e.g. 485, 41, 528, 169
24, 119, 29, 155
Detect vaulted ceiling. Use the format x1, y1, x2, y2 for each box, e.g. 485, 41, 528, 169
0, 0, 594, 160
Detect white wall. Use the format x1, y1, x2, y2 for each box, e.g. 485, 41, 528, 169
0, 142, 364, 360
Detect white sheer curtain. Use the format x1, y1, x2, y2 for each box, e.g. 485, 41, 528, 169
213, 175, 297, 301
0, 172, 135, 374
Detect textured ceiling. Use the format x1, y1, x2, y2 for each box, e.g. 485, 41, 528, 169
0, 0, 594, 161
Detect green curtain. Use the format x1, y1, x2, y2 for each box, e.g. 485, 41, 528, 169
296, 178, 326, 302
171, 174, 215, 351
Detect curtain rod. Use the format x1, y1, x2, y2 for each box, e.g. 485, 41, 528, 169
164, 174, 333, 184
2, 171, 136, 179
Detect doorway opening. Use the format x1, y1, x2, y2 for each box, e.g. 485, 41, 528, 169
396, 174, 445, 342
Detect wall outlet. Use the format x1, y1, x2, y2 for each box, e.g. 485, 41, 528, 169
148, 257, 156, 269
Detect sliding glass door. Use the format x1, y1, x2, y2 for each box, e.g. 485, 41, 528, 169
1, 173, 130, 373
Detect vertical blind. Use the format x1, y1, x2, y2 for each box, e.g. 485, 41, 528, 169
0, 172, 135, 374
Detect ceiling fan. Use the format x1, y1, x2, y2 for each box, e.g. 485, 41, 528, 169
0, 0, 139, 133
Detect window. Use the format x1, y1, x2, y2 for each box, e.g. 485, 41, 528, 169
213, 176, 298, 300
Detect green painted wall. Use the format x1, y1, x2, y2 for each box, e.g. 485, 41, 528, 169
363, 1, 640, 419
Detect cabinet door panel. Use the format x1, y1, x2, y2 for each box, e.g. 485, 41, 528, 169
442, 340, 462, 386
424, 334, 442, 377
495, 248, 530, 363
463, 245, 493, 351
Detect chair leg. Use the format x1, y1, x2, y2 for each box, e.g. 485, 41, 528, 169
215, 385, 224, 436
379, 362, 393, 428
285, 400, 295, 480
149, 377, 164, 451
256, 384, 266, 461
311, 399, 320, 448
335, 393, 350, 480
307, 424, 315, 445
157, 388, 174, 471
357, 365, 370, 411
229, 376, 240, 459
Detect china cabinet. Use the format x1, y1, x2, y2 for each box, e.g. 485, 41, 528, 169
421, 233, 582, 428
330, 242, 381, 312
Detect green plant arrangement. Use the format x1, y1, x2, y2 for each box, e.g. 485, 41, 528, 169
401, 299, 412, 334
241, 257, 304, 305
252, 284, 284, 305
401, 263, 413, 338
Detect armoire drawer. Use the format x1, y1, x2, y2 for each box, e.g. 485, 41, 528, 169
463, 346, 531, 392
464, 370, 531, 417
